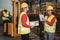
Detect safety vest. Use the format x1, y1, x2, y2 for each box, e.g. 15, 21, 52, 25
2, 11, 9, 20
3, 11, 9, 17
44, 15, 57, 33
18, 12, 30, 34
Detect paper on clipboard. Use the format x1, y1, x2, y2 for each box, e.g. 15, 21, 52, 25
30, 22, 35, 26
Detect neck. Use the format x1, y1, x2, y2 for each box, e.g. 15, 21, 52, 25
48, 14, 52, 16
23, 11, 27, 13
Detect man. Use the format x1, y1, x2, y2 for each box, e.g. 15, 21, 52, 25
18, 2, 31, 40
2, 8, 11, 36
39, 13, 45, 40
44, 6, 57, 40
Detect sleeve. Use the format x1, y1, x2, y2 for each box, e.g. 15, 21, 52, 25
46, 17, 56, 26
21, 14, 31, 28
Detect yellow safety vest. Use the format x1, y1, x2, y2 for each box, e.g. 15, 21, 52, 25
44, 15, 57, 33
3, 11, 9, 17
2, 11, 9, 20
18, 12, 30, 34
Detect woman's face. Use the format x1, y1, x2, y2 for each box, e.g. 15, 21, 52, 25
26, 7, 29, 11
24, 7, 29, 12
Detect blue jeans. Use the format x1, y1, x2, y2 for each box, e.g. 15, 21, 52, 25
44, 32, 55, 40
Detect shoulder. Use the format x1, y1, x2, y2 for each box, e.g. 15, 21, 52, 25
51, 15, 55, 18
45, 15, 47, 17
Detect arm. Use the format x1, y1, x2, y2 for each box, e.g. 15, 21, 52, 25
46, 17, 56, 26
21, 14, 31, 28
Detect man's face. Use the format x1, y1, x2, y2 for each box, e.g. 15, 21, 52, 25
4, 9, 7, 12
47, 10, 52, 15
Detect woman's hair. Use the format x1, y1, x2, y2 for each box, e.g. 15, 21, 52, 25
21, 8, 24, 12
21, 8, 25, 12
